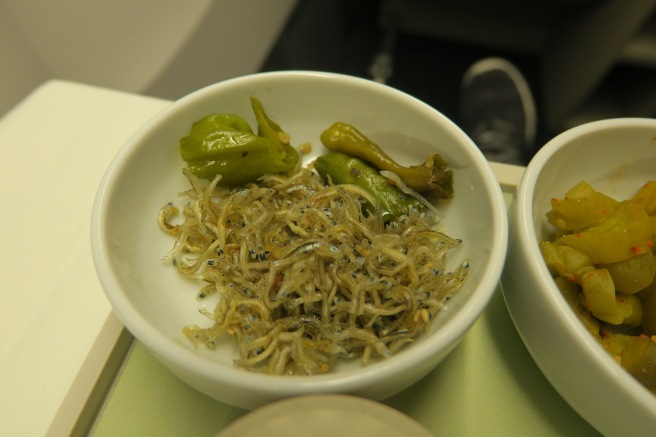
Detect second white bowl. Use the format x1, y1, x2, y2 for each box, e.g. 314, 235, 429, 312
502, 118, 656, 436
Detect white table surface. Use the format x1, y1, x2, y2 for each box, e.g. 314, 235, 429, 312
0, 80, 169, 436
0, 80, 594, 437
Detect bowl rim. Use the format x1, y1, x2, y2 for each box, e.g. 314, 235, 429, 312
91, 70, 508, 395
514, 117, 656, 408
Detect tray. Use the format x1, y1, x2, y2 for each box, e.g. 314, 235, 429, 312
84, 165, 599, 436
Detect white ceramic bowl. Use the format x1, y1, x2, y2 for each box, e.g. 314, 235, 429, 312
502, 118, 656, 436
91, 71, 507, 410
216, 394, 433, 437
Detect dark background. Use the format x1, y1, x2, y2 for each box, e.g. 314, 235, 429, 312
261, 0, 656, 165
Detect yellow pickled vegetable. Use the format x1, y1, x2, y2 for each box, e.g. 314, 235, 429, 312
615, 294, 643, 327
547, 180, 617, 231
554, 276, 602, 338
557, 200, 652, 264
600, 333, 656, 390
649, 216, 656, 245
540, 241, 593, 278
601, 251, 656, 294
640, 281, 656, 336
625, 338, 656, 389
576, 267, 618, 322
542, 179, 656, 395
631, 180, 656, 215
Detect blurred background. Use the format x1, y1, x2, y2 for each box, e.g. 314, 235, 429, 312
2, 0, 655, 164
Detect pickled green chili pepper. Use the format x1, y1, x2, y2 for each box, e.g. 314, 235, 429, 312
320, 122, 453, 198
179, 97, 299, 186
314, 152, 423, 221
250, 96, 291, 146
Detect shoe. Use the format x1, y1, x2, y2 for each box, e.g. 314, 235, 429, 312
459, 57, 537, 165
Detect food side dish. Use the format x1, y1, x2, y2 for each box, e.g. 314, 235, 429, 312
541, 180, 656, 394
178, 97, 298, 186
157, 98, 468, 375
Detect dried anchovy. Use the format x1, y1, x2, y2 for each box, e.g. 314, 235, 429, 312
158, 166, 468, 375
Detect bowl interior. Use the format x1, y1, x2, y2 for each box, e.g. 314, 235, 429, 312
93, 72, 506, 384
531, 120, 656, 243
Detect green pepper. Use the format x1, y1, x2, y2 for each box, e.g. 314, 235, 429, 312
314, 152, 423, 221
320, 122, 453, 198
250, 96, 290, 146
179, 97, 299, 186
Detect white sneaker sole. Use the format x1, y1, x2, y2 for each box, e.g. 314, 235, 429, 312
461, 57, 537, 148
